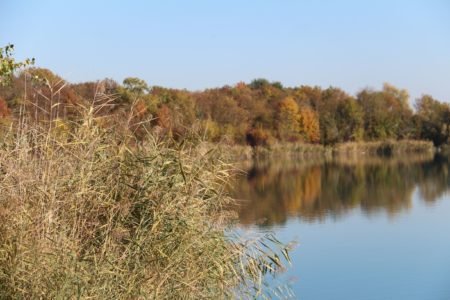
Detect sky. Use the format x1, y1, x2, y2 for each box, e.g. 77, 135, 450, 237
1, 0, 449, 103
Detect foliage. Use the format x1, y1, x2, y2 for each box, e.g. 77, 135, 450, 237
246, 127, 272, 147
277, 97, 301, 141
357, 84, 413, 141
0, 53, 292, 298
298, 106, 320, 143
415, 95, 450, 145
1, 56, 449, 148
0, 98, 292, 299
335, 97, 364, 141
123, 77, 150, 95
0, 44, 34, 86
249, 78, 271, 89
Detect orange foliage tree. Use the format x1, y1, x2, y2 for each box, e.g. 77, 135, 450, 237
298, 106, 320, 143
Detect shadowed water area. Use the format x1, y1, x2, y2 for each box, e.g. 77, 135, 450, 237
231, 154, 450, 299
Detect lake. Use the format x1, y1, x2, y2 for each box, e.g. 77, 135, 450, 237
232, 154, 450, 300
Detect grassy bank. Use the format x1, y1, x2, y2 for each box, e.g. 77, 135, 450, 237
219, 140, 435, 161
332, 140, 435, 156
216, 143, 327, 161
0, 108, 291, 299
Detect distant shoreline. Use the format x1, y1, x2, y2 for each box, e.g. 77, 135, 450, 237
218, 139, 436, 161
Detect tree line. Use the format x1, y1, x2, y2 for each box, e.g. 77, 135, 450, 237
0, 68, 449, 146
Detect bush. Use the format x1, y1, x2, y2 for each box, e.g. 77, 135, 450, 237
246, 128, 272, 147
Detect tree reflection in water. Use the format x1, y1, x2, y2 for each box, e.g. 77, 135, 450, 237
232, 154, 450, 227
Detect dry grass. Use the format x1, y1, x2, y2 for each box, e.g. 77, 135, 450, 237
333, 140, 435, 156
223, 140, 435, 162
0, 93, 292, 298
253, 143, 327, 159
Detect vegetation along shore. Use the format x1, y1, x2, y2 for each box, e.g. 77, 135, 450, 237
0, 45, 293, 299
0, 44, 448, 298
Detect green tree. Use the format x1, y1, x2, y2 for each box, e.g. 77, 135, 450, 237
249, 78, 270, 90
415, 95, 450, 145
0, 44, 34, 86
123, 77, 150, 95
357, 83, 413, 140
335, 97, 364, 141
381, 83, 413, 138
318, 87, 362, 144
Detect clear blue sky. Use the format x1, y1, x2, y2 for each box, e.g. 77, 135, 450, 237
1, 0, 449, 102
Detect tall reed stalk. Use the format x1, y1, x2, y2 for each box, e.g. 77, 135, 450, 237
0, 79, 292, 299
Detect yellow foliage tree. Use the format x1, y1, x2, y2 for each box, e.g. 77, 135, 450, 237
277, 97, 300, 141
298, 106, 320, 143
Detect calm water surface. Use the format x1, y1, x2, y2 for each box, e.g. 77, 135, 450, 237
232, 155, 450, 300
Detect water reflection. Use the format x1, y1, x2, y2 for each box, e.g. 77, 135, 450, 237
233, 154, 450, 226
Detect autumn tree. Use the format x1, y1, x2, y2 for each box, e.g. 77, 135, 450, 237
298, 106, 320, 143
415, 95, 450, 145
194, 88, 249, 142
357, 83, 413, 140
381, 83, 413, 138
0, 44, 35, 119
315, 87, 364, 144
246, 127, 271, 147
292, 85, 323, 109
72, 78, 118, 100
152, 88, 197, 138
335, 97, 364, 141
2, 58, 448, 148
14, 68, 81, 121
276, 96, 301, 141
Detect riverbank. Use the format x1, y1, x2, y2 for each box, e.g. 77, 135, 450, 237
333, 140, 435, 156
215, 140, 435, 161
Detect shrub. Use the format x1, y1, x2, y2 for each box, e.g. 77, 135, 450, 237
246, 127, 272, 147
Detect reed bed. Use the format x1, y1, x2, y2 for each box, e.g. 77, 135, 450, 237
222, 140, 435, 162
333, 140, 435, 156
0, 101, 292, 299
